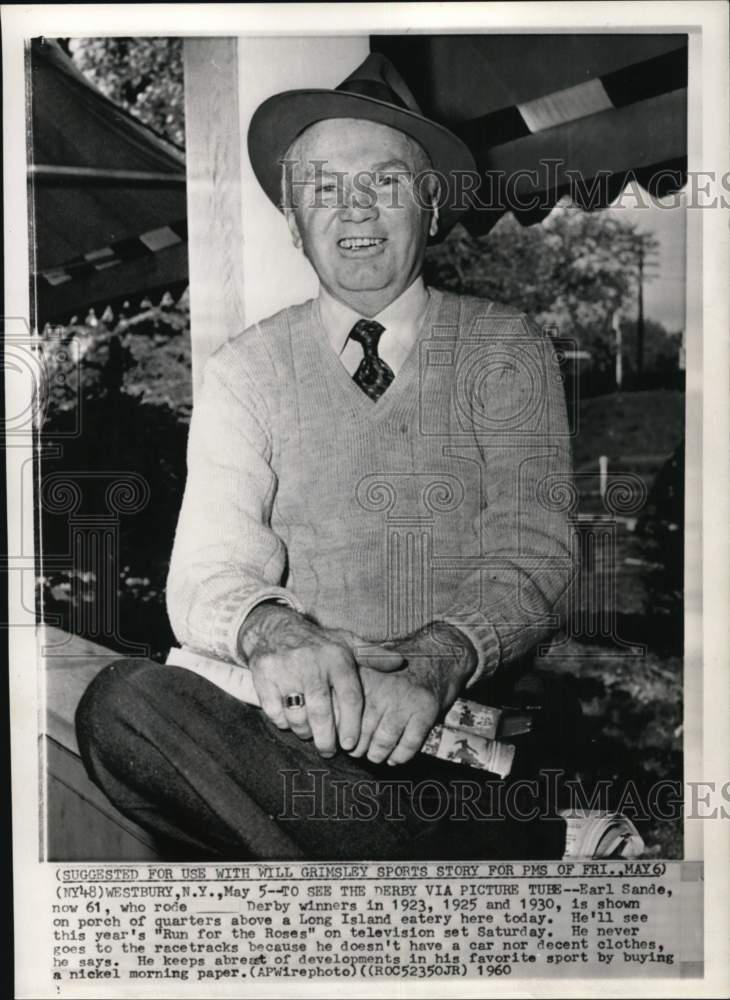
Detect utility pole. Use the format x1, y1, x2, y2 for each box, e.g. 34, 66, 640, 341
612, 307, 623, 390
636, 242, 645, 380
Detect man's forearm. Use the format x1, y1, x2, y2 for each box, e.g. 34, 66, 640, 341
166, 346, 304, 662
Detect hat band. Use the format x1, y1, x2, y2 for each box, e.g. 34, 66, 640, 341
335, 78, 409, 110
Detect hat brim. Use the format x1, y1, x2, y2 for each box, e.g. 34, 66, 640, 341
247, 89, 477, 238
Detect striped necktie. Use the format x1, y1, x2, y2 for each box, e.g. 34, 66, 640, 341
349, 319, 394, 401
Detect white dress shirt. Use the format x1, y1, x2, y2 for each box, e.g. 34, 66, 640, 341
317, 277, 430, 376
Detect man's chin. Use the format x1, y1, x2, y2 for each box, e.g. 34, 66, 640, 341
335, 260, 389, 279
336, 280, 391, 294
333, 266, 396, 295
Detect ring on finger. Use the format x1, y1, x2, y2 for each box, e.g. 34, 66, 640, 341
284, 692, 306, 710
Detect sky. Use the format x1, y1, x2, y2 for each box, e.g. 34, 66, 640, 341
604, 183, 687, 333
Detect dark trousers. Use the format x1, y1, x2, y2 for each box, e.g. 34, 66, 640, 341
75, 659, 568, 861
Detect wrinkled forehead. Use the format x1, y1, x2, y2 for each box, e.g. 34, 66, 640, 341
287, 117, 421, 177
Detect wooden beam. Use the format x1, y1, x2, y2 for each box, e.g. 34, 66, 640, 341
484, 90, 687, 186
29, 165, 186, 186
182, 37, 369, 391
236, 36, 370, 328
183, 38, 246, 394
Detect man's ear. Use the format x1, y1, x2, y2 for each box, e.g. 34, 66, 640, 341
285, 208, 302, 249
429, 196, 440, 238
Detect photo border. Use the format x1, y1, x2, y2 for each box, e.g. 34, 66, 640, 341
3, 3, 728, 998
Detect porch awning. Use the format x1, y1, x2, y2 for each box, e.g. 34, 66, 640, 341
29, 38, 188, 324
374, 33, 687, 233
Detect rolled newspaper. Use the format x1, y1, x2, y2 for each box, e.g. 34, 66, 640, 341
559, 810, 644, 859
166, 646, 516, 779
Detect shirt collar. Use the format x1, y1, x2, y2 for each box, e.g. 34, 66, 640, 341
318, 277, 429, 356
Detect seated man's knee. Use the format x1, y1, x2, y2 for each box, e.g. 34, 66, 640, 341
75, 658, 158, 767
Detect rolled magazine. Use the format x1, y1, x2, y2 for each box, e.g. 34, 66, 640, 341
166, 646, 516, 778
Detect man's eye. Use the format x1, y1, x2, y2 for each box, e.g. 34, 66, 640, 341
375, 174, 397, 187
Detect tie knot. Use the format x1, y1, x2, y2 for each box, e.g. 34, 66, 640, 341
349, 319, 385, 356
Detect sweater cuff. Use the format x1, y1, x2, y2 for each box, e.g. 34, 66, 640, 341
447, 621, 502, 688
221, 587, 306, 666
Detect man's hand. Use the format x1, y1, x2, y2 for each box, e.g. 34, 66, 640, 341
350, 623, 477, 765
239, 604, 402, 757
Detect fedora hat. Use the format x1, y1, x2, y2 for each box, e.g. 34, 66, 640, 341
247, 52, 477, 237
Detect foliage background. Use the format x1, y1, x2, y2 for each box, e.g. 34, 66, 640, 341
67, 37, 185, 147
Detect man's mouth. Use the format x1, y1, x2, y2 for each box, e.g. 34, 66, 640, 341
337, 236, 386, 251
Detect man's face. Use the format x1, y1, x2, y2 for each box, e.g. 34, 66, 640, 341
284, 118, 437, 316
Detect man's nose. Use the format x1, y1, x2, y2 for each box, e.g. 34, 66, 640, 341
338, 182, 379, 222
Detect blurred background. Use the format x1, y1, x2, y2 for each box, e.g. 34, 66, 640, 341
32, 36, 686, 856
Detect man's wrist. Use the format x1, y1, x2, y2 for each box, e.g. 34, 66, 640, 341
238, 601, 300, 660
414, 622, 478, 705
430, 622, 478, 679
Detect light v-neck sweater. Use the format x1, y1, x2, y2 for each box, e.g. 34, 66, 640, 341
167, 288, 574, 685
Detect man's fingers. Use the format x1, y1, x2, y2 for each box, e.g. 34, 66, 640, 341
353, 644, 404, 671
350, 702, 381, 758
333, 629, 404, 672
366, 716, 405, 765
302, 681, 337, 758
328, 663, 363, 752
253, 675, 289, 730
386, 716, 430, 766
278, 678, 312, 740
283, 697, 312, 741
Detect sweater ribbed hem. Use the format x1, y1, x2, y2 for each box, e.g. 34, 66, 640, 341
222, 587, 306, 666
444, 620, 502, 686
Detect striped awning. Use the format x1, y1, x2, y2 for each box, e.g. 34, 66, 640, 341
29, 38, 188, 324
373, 34, 687, 234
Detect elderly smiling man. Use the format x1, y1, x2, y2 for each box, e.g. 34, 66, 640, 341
76, 54, 576, 860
